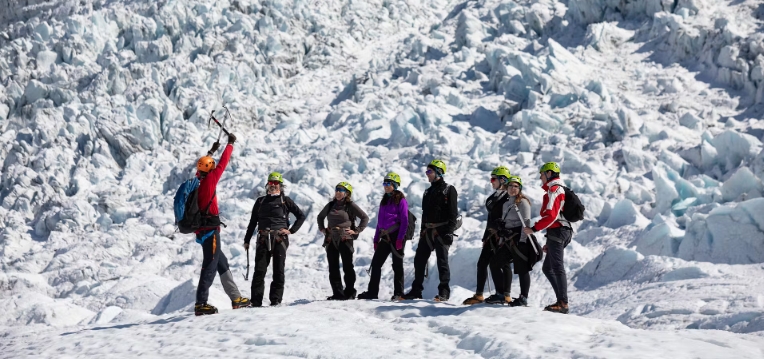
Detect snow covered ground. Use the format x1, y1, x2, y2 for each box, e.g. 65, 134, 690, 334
2, 0, 764, 356
3, 301, 764, 358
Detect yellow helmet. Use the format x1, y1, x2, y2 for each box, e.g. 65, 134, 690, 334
428, 159, 447, 175
384, 172, 401, 186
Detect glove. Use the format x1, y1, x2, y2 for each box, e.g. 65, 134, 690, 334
243, 242, 249, 250
442, 234, 454, 246
373, 241, 378, 251
395, 239, 404, 251
208, 141, 221, 155
227, 133, 237, 144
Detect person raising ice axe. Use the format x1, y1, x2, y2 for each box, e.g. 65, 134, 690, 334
192, 128, 253, 315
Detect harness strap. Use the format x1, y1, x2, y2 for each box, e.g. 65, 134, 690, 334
381, 234, 404, 259
423, 222, 448, 229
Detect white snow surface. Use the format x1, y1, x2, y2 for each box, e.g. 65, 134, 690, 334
2, 0, 764, 356
4, 301, 764, 358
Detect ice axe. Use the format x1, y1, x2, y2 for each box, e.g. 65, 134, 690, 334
208, 109, 231, 138
243, 247, 250, 281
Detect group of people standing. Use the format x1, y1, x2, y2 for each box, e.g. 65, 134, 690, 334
188, 134, 574, 316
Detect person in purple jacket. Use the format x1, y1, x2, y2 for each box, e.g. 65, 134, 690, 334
357, 172, 409, 301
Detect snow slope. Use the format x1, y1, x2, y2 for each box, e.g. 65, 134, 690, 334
1, 0, 764, 353
2, 301, 763, 358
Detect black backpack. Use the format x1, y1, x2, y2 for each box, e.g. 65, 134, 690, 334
524, 234, 544, 268
175, 180, 215, 234
561, 186, 585, 222
404, 210, 417, 241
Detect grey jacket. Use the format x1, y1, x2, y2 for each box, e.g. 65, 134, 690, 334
502, 196, 532, 242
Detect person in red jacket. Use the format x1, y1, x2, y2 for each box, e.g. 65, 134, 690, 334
193, 133, 251, 316
523, 162, 573, 314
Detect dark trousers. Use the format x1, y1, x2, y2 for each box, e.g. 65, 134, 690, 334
367, 235, 405, 296
542, 227, 572, 303
326, 240, 356, 296
251, 236, 289, 306
489, 245, 513, 296
196, 230, 230, 304
411, 229, 450, 296
476, 244, 498, 294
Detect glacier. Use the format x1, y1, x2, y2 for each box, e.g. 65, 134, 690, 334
1, 0, 764, 356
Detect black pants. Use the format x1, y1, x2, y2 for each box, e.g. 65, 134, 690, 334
476, 243, 506, 294
411, 229, 450, 296
542, 227, 572, 304
489, 244, 513, 297
326, 240, 356, 296
367, 234, 405, 296
251, 236, 289, 306
196, 230, 230, 304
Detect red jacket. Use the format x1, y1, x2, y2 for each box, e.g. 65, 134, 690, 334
195, 144, 233, 231
532, 178, 566, 232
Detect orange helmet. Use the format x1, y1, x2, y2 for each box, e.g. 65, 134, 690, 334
197, 156, 216, 172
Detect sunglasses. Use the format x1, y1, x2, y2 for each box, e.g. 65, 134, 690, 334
267, 181, 281, 186
490, 177, 499, 182
335, 187, 348, 193
382, 181, 394, 187
508, 184, 521, 188
425, 169, 434, 175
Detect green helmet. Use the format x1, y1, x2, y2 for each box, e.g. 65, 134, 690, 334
508, 175, 523, 189
539, 162, 561, 174
428, 159, 447, 175
491, 166, 511, 178
336, 181, 353, 193
268, 172, 284, 183
384, 172, 401, 186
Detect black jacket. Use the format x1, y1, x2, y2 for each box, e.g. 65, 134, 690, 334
482, 190, 509, 241
421, 179, 458, 234
243, 194, 306, 244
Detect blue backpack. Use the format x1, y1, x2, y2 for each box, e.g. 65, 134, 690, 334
174, 178, 216, 234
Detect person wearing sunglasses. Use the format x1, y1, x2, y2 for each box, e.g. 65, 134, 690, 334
485, 175, 532, 305
462, 166, 512, 305
243, 172, 306, 307
404, 159, 459, 302
317, 182, 369, 300
357, 172, 409, 301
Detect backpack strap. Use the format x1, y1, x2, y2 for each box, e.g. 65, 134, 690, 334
281, 194, 290, 226
203, 191, 216, 215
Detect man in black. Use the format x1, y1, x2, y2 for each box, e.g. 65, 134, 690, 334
243, 172, 306, 306
404, 159, 459, 301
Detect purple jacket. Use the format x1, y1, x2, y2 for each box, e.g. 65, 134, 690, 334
373, 197, 409, 244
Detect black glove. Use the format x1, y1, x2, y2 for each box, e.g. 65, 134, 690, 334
228, 133, 236, 144
207, 141, 221, 155
442, 234, 455, 246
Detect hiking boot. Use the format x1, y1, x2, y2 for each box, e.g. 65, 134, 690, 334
356, 291, 378, 300
484, 294, 507, 304
462, 294, 484, 305
194, 303, 218, 316
433, 293, 450, 302
232, 297, 252, 309
402, 291, 422, 300
344, 288, 357, 300
509, 295, 528, 307
269, 300, 281, 307
544, 301, 569, 314
390, 294, 404, 301
327, 293, 347, 301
